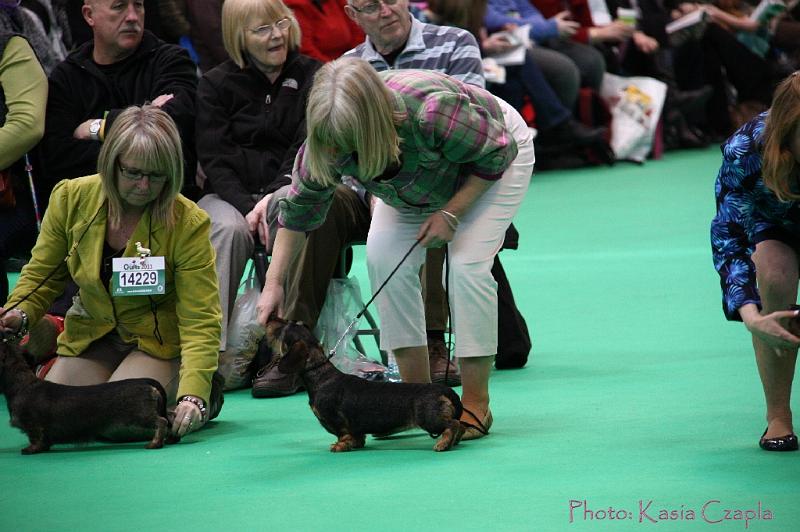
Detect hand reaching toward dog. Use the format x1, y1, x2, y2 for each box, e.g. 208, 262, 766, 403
257, 283, 284, 327
740, 304, 800, 357
172, 398, 204, 437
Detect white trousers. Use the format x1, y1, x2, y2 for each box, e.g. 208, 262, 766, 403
366, 98, 535, 358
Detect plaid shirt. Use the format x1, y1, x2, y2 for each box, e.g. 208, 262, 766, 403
278, 70, 519, 232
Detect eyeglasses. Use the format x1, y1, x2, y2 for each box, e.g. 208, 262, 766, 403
249, 17, 291, 37
349, 0, 399, 16
118, 163, 169, 183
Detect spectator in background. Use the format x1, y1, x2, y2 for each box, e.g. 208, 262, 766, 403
0, 0, 64, 72
0, 32, 47, 303
185, 0, 226, 72
422, 0, 607, 148
41, 0, 198, 195
486, 0, 605, 119
285, 0, 363, 62
196, 0, 321, 365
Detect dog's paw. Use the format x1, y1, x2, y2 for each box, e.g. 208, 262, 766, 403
330, 441, 353, 452
21, 445, 46, 454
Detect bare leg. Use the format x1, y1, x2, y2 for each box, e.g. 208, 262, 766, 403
394, 345, 431, 383
752, 240, 799, 438
459, 355, 493, 423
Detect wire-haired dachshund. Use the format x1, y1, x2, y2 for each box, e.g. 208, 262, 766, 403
265, 318, 464, 452
0, 342, 175, 454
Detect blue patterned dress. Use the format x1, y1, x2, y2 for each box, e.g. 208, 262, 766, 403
711, 112, 800, 321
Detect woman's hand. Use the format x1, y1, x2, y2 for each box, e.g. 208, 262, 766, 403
553, 11, 580, 38
0, 309, 24, 339
589, 21, 635, 43
417, 211, 456, 248
245, 193, 272, 246
482, 33, 517, 55
741, 305, 800, 357
632, 31, 659, 54
172, 397, 205, 437
256, 282, 284, 327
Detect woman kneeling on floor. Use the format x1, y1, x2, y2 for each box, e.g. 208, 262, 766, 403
257, 57, 535, 440
0, 105, 223, 439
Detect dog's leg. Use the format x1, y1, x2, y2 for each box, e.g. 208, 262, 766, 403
146, 417, 168, 449
433, 420, 464, 452
21, 428, 51, 454
330, 433, 366, 452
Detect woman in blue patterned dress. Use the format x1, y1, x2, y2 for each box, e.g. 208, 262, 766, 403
711, 72, 800, 451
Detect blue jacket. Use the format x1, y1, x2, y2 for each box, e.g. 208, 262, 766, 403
485, 0, 559, 43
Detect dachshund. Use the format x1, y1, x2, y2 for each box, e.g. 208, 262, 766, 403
0, 342, 175, 454
265, 318, 464, 452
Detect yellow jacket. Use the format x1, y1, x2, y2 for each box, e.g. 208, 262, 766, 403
8, 175, 222, 402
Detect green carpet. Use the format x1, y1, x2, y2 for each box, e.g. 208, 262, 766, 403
2, 147, 799, 531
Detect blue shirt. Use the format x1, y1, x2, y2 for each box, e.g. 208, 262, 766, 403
710, 112, 800, 321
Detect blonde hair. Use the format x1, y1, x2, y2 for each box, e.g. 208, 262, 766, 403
222, 0, 301, 69
97, 105, 183, 228
305, 57, 404, 186
762, 72, 800, 201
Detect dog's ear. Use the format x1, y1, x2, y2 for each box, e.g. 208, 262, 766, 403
277, 340, 309, 374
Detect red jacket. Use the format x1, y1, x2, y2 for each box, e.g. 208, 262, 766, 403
530, 0, 595, 43
285, 0, 365, 62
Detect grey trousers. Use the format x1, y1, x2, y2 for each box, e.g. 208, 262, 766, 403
530, 40, 606, 111
198, 194, 255, 350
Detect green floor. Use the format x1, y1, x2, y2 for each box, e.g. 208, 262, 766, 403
2, 147, 799, 531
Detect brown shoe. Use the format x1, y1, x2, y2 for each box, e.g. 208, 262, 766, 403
251, 358, 304, 398
428, 339, 461, 387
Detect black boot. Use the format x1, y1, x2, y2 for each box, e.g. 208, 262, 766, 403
538, 119, 607, 147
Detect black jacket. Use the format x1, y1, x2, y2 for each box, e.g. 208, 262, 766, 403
196, 51, 321, 216
41, 30, 197, 187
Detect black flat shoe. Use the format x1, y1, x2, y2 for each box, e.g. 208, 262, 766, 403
759, 429, 799, 451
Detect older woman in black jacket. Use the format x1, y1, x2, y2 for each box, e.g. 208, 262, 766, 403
196, 0, 320, 353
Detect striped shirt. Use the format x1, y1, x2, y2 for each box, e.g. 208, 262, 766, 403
278, 70, 518, 232
344, 15, 485, 88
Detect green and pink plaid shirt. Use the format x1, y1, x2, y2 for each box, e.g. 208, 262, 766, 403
278, 69, 518, 232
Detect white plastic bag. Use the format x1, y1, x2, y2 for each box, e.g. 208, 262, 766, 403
219, 266, 265, 390
599, 73, 667, 163
314, 276, 386, 381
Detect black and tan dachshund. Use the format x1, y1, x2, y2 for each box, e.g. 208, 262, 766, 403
265, 318, 464, 452
0, 342, 174, 454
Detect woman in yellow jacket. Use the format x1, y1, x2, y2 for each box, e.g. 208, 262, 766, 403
0, 105, 222, 438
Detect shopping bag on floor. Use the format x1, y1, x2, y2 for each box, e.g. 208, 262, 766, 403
220, 266, 265, 390
314, 276, 386, 381
599, 73, 667, 163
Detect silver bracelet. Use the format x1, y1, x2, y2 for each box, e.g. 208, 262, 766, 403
178, 395, 208, 423
2, 309, 29, 343
437, 209, 459, 231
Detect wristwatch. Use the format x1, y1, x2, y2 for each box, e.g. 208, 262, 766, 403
88, 119, 103, 141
